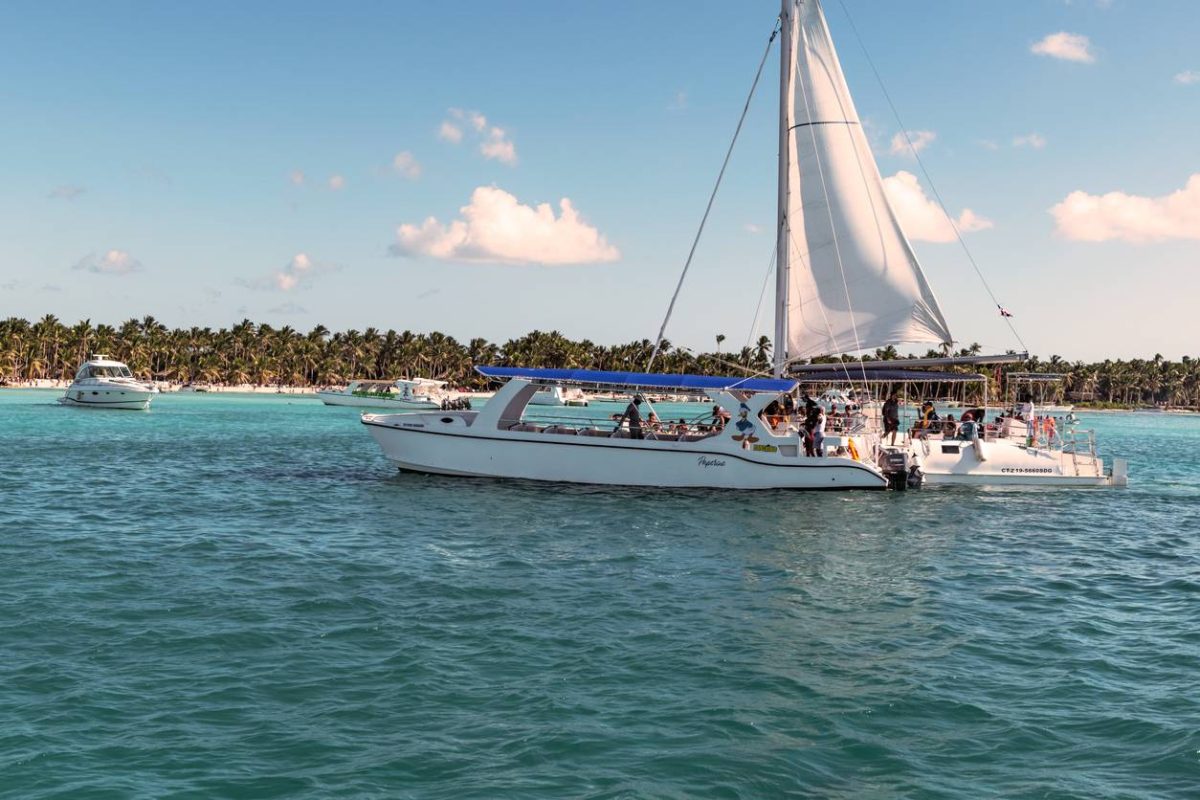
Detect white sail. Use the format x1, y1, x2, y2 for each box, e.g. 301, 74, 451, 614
778, 0, 952, 361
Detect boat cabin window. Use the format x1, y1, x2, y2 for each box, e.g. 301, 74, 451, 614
80, 365, 132, 379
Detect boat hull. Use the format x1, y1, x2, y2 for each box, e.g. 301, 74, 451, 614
59, 389, 155, 410
317, 391, 440, 410
363, 415, 885, 490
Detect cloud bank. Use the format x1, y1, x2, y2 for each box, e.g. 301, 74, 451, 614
883, 171, 993, 243
1050, 174, 1200, 242
391, 186, 619, 265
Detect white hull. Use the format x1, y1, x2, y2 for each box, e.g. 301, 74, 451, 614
910, 437, 1125, 487
59, 388, 155, 410
317, 391, 439, 410
363, 412, 885, 490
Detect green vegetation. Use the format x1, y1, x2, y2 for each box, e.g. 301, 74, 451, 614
1, 315, 1197, 407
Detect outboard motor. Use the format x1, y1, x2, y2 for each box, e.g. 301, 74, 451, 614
878, 449, 919, 491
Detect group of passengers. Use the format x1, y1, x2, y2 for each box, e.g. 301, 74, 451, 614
909, 399, 984, 441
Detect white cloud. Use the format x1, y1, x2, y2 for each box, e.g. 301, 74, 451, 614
1031, 32, 1095, 63
289, 170, 306, 186
239, 253, 339, 292
883, 171, 993, 243
391, 185, 620, 266
73, 249, 142, 275
448, 108, 488, 132
392, 151, 422, 180
889, 130, 936, 157
1050, 174, 1200, 242
1174, 70, 1200, 86
480, 127, 517, 165
328, 174, 346, 191
668, 91, 687, 111
744, 223, 764, 234
977, 139, 1000, 151
444, 109, 518, 165
1013, 132, 1047, 149
274, 253, 314, 290
48, 185, 85, 200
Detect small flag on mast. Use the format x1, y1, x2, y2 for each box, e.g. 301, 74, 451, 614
999, 306, 1014, 318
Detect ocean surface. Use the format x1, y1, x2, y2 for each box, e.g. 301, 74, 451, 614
2, 390, 1197, 799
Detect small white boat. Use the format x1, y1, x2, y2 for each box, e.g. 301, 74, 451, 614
59, 355, 157, 410
317, 378, 449, 409
527, 385, 589, 407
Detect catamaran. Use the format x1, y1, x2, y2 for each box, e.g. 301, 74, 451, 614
363, 0, 1125, 489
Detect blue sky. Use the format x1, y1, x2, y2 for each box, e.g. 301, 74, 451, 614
1, 0, 1197, 361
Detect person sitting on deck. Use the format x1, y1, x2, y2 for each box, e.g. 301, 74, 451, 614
943, 413, 958, 437
712, 405, 730, 430
956, 412, 978, 441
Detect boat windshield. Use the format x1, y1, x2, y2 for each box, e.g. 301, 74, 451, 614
85, 365, 133, 378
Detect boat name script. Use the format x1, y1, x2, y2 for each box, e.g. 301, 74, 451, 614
697, 457, 726, 468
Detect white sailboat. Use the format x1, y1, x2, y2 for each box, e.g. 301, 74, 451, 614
362, 0, 1125, 488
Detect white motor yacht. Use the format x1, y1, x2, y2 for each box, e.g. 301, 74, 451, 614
59, 355, 158, 410
318, 378, 449, 409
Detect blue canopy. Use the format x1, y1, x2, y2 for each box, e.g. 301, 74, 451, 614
475, 366, 796, 394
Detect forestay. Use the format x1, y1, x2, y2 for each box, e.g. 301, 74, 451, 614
780, 0, 952, 360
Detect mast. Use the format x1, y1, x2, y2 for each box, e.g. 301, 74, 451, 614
773, 0, 794, 378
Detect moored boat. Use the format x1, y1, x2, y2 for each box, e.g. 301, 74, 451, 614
318, 378, 449, 409
363, 367, 889, 489
58, 355, 157, 410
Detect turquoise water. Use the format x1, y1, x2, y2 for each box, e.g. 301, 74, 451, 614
2, 390, 1198, 798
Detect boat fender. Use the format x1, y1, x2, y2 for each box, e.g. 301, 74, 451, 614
973, 438, 987, 462
847, 439, 860, 461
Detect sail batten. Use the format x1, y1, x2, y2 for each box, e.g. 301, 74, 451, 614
778, 0, 952, 361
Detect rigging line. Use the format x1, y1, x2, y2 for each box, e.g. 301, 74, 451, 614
678, 345, 778, 381
646, 17, 782, 372
833, 0, 1029, 355
791, 35, 872, 389
744, 239, 779, 351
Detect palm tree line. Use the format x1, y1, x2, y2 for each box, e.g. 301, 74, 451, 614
2, 315, 1197, 407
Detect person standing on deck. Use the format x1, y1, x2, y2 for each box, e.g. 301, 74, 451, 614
882, 394, 901, 445
616, 396, 644, 440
